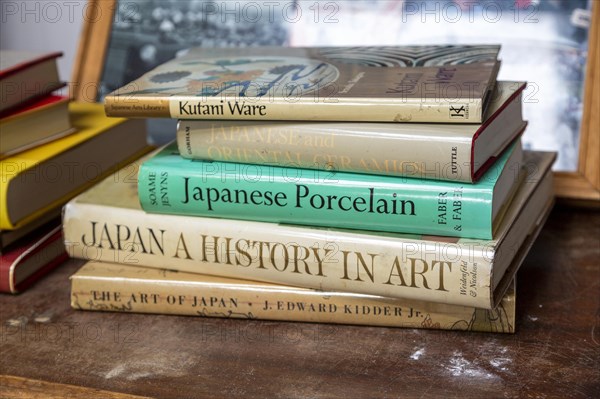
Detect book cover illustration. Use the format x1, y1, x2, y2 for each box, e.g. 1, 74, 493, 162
106, 45, 500, 122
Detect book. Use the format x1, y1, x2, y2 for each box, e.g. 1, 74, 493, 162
105, 45, 500, 123
71, 260, 516, 333
138, 139, 523, 239
0, 224, 67, 294
63, 151, 555, 309
177, 81, 526, 183
0, 102, 150, 230
1, 95, 75, 159
0, 51, 63, 114
0, 209, 61, 253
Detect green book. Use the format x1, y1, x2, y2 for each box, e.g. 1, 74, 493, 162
138, 139, 522, 239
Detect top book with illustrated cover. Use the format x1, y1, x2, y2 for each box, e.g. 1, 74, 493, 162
104, 45, 501, 123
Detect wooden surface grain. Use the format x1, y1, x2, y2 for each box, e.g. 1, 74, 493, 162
1, 206, 599, 398
0, 376, 149, 399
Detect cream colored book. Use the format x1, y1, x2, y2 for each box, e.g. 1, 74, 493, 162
63, 152, 555, 309
71, 261, 516, 333
105, 45, 500, 123
177, 81, 526, 182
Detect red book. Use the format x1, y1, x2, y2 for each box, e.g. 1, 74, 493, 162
0, 225, 68, 294
1, 93, 66, 118
0, 50, 63, 115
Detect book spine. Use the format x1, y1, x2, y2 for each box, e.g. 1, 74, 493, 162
104, 95, 483, 123
0, 144, 152, 231
0, 265, 11, 293
0, 180, 12, 229
176, 121, 474, 182
138, 156, 493, 239
62, 203, 494, 308
0, 227, 66, 293
71, 266, 515, 333
104, 96, 170, 118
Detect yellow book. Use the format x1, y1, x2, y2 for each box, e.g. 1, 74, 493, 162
0, 102, 149, 230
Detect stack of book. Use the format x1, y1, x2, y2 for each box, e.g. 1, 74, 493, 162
65, 46, 556, 332
0, 51, 151, 293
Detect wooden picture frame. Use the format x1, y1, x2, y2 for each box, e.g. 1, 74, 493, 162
72, 0, 599, 201
71, 0, 115, 104
553, 6, 599, 202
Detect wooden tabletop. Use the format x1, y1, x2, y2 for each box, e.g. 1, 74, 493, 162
1, 205, 599, 398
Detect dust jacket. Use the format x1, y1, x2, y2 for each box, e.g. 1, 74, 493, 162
105, 45, 500, 123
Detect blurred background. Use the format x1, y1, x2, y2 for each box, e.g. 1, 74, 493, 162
0, 0, 593, 170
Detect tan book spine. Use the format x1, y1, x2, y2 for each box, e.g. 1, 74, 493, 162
104, 96, 170, 118
70, 261, 516, 333
63, 201, 493, 308
104, 95, 483, 123
176, 120, 473, 181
